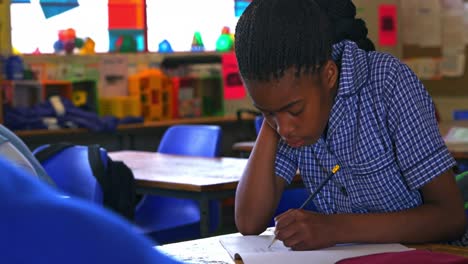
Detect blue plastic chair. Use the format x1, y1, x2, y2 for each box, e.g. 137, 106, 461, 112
254, 116, 315, 225
33, 144, 108, 204
135, 124, 223, 244
453, 110, 468, 121
0, 157, 182, 264
255, 115, 264, 134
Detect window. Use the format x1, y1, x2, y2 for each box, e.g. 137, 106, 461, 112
146, 0, 239, 52
11, 0, 109, 54
11, 0, 251, 54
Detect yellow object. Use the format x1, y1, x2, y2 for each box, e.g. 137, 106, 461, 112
99, 96, 141, 118
80, 38, 96, 55
72, 90, 88, 107
0, 0, 12, 54
128, 69, 173, 121
332, 165, 340, 174
12, 47, 21, 55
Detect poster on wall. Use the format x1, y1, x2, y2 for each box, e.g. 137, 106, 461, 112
401, 0, 419, 45
221, 53, 246, 100
99, 55, 129, 97
417, 0, 442, 47
441, 0, 465, 55
378, 4, 397, 47
465, 2, 468, 45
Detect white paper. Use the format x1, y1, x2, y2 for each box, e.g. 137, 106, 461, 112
417, 57, 442, 80
445, 127, 468, 143
417, 0, 442, 47
99, 55, 129, 97
440, 54, 465, 77
403, 58, 441, 80
219, 235, 412, 264
401, 0, 420, 45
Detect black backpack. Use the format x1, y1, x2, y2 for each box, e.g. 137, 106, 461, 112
34, 143, 136, 221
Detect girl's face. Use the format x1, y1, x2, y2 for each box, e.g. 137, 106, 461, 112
245, 61, 339, 148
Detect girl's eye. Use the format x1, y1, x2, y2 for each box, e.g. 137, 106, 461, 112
263, 112, 275, 117
289, 108, 304, 116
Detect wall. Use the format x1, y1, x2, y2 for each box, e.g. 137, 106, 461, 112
354, 0, 468, 121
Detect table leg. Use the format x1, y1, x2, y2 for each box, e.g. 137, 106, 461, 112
199, 195, 210, 237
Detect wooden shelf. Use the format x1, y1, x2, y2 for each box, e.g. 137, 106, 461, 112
14, 115, 254, 137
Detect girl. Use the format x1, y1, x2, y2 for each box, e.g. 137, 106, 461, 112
234, 0, 467, 250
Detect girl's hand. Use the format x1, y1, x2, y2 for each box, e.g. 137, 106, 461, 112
274, 209, 337, 250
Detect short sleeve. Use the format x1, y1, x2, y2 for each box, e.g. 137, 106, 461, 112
386, 62, 456, 190
274, 139, 299, 184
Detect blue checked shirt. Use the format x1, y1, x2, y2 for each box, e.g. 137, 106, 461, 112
275, 40, 456, 215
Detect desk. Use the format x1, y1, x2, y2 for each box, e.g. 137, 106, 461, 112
232, 141, 255, 154
157, 231, 468, 264
109, 151, 248, 237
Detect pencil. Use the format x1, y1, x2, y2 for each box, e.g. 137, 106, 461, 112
267, 164, 341, 248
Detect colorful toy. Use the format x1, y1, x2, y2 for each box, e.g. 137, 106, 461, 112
33, 48, 41, 55
5, 55, 24, 80
53, 40, 64, 53
115, 35, 137, 53
128, 69, 173, 121
216, 27, 235, 52
191, 32, 205, 52
53, 28, 93, 55
80, 38, 96, 54
158, 40, 173, 53
63, 40, 75, 54
75, 38, 84, 49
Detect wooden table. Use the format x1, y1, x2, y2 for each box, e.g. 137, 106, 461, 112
157, 230, 468, 264
232, 141, 255, 155
109, 150, 249, 237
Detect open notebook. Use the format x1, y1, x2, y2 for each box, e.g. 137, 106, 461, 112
219, 235, 412, 264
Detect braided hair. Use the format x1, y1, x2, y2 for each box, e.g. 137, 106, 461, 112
234, 0, 375, 82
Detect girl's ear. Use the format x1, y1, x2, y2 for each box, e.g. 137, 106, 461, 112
320, 60, 339, 90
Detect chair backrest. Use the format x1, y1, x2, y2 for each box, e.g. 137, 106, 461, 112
157, 125, 222, 157
0, 157, 183, 264
0, 125, 55, 186
33, 144, 107, 204
453, 110, 468, 121
255, 116, 264, 135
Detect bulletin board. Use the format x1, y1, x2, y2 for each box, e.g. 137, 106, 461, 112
403, 46, 468, 97
354, 0, 468, 97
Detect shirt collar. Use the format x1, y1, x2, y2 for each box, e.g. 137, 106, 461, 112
331, 40, 369, 98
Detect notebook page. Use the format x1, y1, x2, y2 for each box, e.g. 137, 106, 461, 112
219, 235, 290, 259
219, 235, 412, 264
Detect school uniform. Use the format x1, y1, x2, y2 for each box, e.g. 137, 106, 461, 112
275, 40, 467, 245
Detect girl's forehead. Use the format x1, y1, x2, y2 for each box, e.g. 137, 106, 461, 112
247, 74, 320, 110
246, 70, 319, 94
